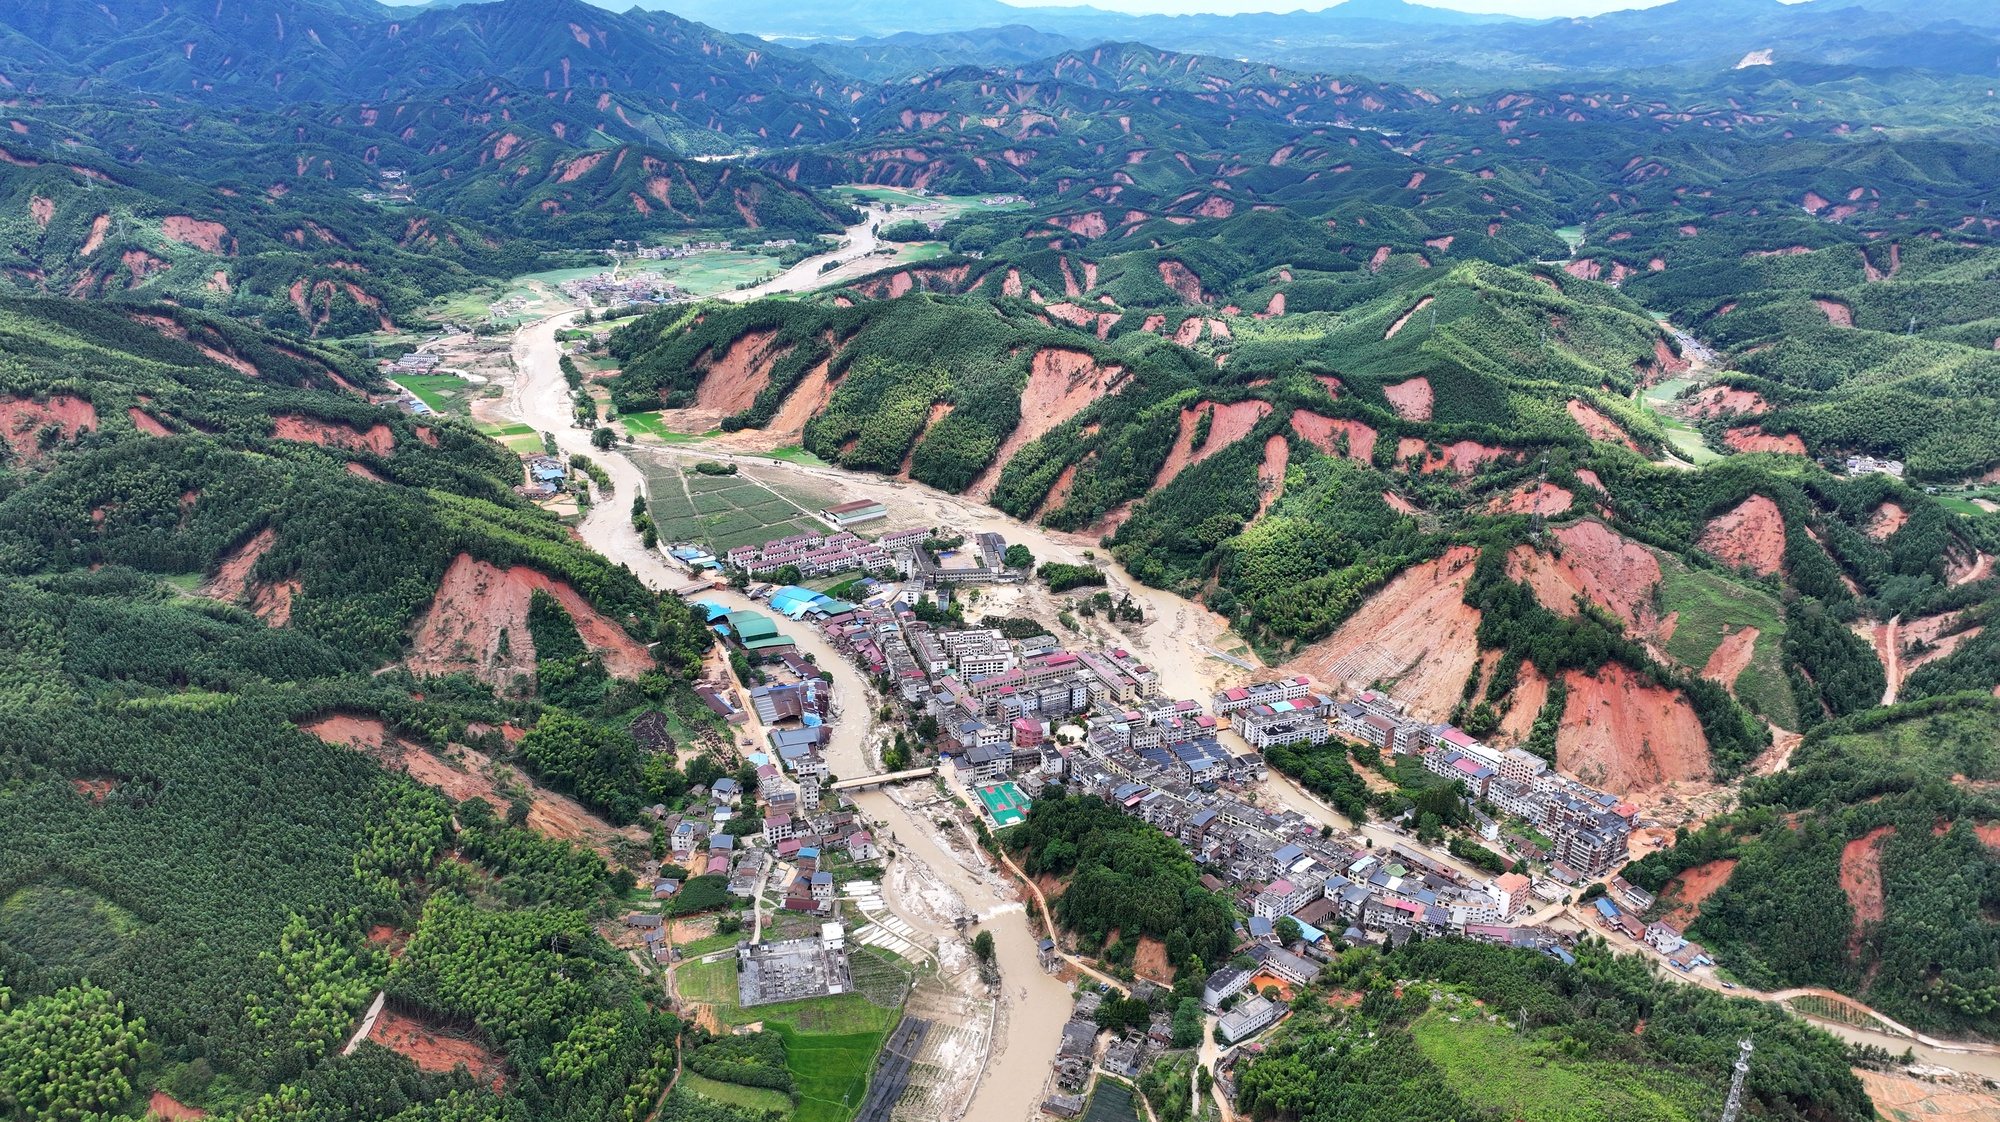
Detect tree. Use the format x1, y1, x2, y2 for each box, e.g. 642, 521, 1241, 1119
592, 426, 616, 450
1274, 917, 1303, 947
1003, 543, 1035, 569
1170, 998, 1204, 1048
971, 930, 996, 963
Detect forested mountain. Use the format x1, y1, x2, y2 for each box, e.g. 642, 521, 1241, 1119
654, 0, 2000, 82
0, 294, 718, 1119
598, 26, 2000, 1032
0, 0, 1997, 1114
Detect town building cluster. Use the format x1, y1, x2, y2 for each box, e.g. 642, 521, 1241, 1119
723, 526, 920, 579
557, 271, 684, 307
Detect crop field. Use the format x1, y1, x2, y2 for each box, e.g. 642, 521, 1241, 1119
680, 1071, 795, 1116
1636, 379, 1724, 465
394, 373, 479, 417
677, 955, 741, 1006
625, 251, 781, 297
1656, 556, 1799, 729
830, 185, 1027, 219
620, 412, 716, 442
777, 1026, 886, 1122
643, 458, 843, 551
1409, 1006, 1708, 1122
474, 420, 545, 454
1080, 1082, 1141, 1122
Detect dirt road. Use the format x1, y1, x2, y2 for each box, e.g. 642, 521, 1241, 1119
503, 312, 1073, 1122
720, 206, 891, 303
639, 441, 1256, 706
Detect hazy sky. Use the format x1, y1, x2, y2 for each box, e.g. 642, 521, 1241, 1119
998, 0, 1776, 16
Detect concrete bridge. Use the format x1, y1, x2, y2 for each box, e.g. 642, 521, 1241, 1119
829, 766, 938, 792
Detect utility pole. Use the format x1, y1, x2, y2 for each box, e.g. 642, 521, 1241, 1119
1720, 1039, 1754, 1122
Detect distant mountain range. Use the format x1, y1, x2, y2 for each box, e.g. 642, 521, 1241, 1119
375, 0, 2000, 81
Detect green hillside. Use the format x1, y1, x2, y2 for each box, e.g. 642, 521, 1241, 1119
0, 295, 719, 1120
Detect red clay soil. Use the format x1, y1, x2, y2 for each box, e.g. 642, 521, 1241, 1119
409, 554, 652, 686
1384, 296, 1433, 340
1281, 547, 1483, 719
1564, 259, 1603, 281
148, 1091, 207, 1120
201, 528, 296, 626
1394, 437, 1512, 475
1701, 627, 1761, 688
1684, 386, 1769, 419
79, 213, 109, 256
897, 401, 954, 477
1656, 858, 1738, 927
1696, 494, 1787, 576
1505, 521, 1662, 632
1382, 490, 1419, 515
1260, 292, 1286, 318
1815, 299, 1854, 327
1559, 663, 1711, 791
761, 338, 847, 442
127, 407, 173, 437
1132, 936, 1175, 983
272, 414, 395, 456
161, 216, 232, 254
1566, 400, 1640, 452
366, 1009, 506, 1090
1487, 482, 1574, 516
1948, 550, 1995, 587
1035, 462, 1081, 521
1723, 426, 1807, 455
1368, 246, 1392, 272
346, 461, 386, 483
1050, 212, 1109, 239
0, 394, 97, 452
1256, 433, 1289, 517
1290, 412, 1376, 463
1154, 400, 1272, 489
1158, 260, 1207, 303
1899, 612, 1984, 680
1383, 377, 1434, 421
28, 196, 53, 228
1496, 659, 1551, 743
131, 313, 261, 378
304, 714, 629, 851
1976, 823, 2000, 852
71, 778, 117, 804
1139, 313, 1167, 335
1840, 825, 1893, 954
968, 348, 1126, 499
1172, 316, 1204, 346
1864, 502, 1908, 541
691, 329, 791, 415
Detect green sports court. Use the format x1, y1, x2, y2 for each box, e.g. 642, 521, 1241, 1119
974, 782, 1031, 828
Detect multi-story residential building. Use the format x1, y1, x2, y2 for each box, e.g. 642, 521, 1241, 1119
1212, 676, 1314, 716
1499, 747, 1549, 786
957, 743, 1011, 783
1236, 694, 1332, 750
1252, 875, 1324, 919
1423, 749, 1497, 799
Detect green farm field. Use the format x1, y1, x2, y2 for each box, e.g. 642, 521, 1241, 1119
1656, 554, 1799, 730
643, 458, 842, 552
1409, 1005, 1711, 1122
1636, 378, 1724, 466
679, 1071, 794, 1116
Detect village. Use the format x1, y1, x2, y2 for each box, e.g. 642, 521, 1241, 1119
608, 498, 1716, 1122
